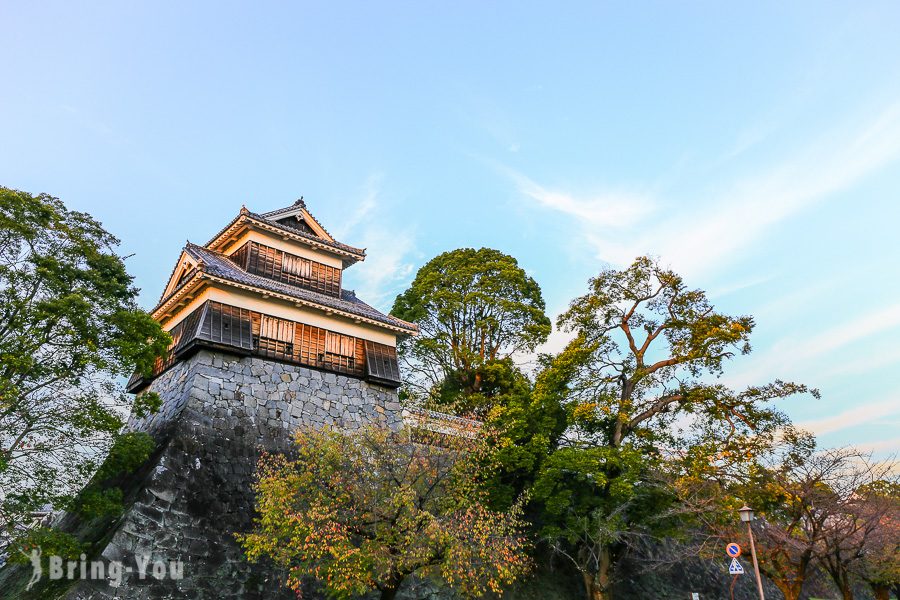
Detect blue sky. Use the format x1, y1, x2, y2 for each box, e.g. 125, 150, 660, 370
2, 2, 899, 456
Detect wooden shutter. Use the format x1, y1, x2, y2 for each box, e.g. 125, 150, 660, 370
364, 341, 401, 386
325, 331, 354, 357
260, 315, 294, 342
281, 253, 312, 279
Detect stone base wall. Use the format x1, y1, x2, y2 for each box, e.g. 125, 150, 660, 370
61, 350, 402, 599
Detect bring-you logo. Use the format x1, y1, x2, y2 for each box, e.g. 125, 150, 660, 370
21, 547, 183, 590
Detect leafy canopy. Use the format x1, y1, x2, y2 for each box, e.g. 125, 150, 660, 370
239, 425, 532, 600
531, 256, 816, 600
391, 247, 550, 413
0, 187, 169, 546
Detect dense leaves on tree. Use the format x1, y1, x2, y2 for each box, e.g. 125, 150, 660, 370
390, 248, 564, 509
853, 480, 900, 600
531, 256, 816, 600
719, 431, 899, 600
0, 188, 169, 550
479, 357, 568, 511
239, 425, 532, 600
391, 247, 550, 416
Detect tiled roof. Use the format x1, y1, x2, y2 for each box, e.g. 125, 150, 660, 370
181, 243, 417, 334
261, 198, 339, 243
203, 209, 366, 261
247, 211, 365, 256
260, 198, 308, 219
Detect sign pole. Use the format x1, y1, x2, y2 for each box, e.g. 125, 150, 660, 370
745, 520, 766, 600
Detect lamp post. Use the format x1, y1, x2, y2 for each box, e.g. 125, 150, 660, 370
739, 505, 765, 600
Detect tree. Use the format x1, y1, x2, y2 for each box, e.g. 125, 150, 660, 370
0, 188, 169, 550
480, 354, 569, 510
716, 430, 898, 600
391, 247, 551, 415
531, 256, 814, 600
817, 462, 899, 600
722, 429, 829, 600
238, 425, 532, 600
854, 481, 900, 600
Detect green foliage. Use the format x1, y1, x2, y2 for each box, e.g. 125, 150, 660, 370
391, 247, 551, 412
0, 187, 169, 548
7, 527, 84, 565
481, 358, 568, 510
531, 256, 815, 600
71, 431, 156, 518
73, 487, 125, 520
92, 431, 156, 481
239, 425, 533, 600
131, 391, 162, 419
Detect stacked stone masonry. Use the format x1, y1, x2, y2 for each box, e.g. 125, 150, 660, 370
61, 350, 403, 600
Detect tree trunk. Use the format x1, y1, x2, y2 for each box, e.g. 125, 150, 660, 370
826, 568, 854, 600
773, 579, 802, 600
581, 571, 605, 600
581, 546, 613, 600
870, 584, 889, 600
380, 585, 399, 600
379, 574, 404, 600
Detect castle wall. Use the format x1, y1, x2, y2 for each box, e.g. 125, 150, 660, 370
62, 350, 402, 599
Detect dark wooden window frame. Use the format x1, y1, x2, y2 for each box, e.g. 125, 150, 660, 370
128, 300, 400, 391
228, 240, 342, 297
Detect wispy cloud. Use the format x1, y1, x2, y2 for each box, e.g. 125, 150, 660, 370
640, 102, 900, 277
333, 173, 381, 240
337, 173, 416, 309
707, 274, 776, 299
728, 302, 900, 387
722, 121, 777, 161
505, 168, 655, 229
797, 398, 900, 437
799, 303, 900, 359
853, 438, 900, 455
348, 227, 415, 308
825, 343, 900, 379
508, 100, 900, 279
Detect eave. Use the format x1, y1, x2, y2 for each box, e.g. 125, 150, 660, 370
152, 272, 416, 336
206, 212, 366, 267
153, 270, 206, 322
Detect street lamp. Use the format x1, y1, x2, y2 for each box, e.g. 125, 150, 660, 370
739, 505, 765, 600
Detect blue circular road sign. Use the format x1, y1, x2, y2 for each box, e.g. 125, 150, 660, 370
726, 543, 741, 558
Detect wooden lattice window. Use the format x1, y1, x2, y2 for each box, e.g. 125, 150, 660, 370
323, 331, 356, 370
247, 243, 281, 280
325, 331, 354, 357
258, 314, 294, 358
281, 253, 312, 280
203, 302, 254, 349
237, 241, 342, 297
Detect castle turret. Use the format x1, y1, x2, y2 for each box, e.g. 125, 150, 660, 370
39, 200, 417, 599
128, 199, 416, 396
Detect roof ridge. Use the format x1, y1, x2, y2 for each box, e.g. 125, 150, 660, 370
246, 211, 366, 255
202, 205, 367, 262
258, 199, 342, 245
168, 244, 416, 333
